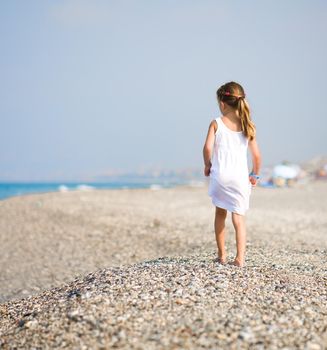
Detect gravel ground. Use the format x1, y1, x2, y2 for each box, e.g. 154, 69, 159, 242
0, 181, 326, 349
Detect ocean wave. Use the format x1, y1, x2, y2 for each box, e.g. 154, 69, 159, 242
58, 185, 69, 192
150, 184, 162, 190
76, 184, 94, 191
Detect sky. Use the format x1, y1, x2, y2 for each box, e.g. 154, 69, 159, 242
0, 0, 326, 181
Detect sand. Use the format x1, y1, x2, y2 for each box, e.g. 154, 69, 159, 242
0, 181, 326, 348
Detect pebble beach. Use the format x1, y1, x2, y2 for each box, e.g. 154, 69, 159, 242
0, 181, 326, 349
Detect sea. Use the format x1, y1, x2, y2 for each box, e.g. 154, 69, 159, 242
0, 178, 198, 201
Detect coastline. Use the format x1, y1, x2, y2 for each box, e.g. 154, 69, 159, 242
0, 181, 192, 201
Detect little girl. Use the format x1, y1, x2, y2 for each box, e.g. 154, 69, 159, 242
203, 81, 261, 267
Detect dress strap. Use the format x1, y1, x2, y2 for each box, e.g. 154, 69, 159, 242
216, 117, 223, 128
214, 117, 220, 134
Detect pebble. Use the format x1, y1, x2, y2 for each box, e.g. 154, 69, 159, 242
0, 183, 326, 348
0, 251, 325, 349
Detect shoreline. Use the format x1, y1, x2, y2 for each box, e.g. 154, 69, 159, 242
1, 177, 324, 203
0, 181, 200, 201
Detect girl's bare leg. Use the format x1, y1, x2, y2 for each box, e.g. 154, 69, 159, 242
214, 207, 227, 262
231, 212, 246, 267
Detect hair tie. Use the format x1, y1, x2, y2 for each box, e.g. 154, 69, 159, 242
222, 91, 246, 99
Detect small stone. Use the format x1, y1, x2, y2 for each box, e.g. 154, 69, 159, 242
305, 343, 322, 350
16, 319, 25, 327
25, 320, 38, 329
239, 329, 254, 342
67, 310, 80, 321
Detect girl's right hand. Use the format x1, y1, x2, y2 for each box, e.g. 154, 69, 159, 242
249, 176, 257, 186
204, 165, 211, 176
249, 173, 260, 186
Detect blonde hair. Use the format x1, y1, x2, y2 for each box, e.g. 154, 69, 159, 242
217, 81, 256, 140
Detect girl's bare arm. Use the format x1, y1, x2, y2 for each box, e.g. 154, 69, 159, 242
203, 120, 217, 176
248, 137, 262, 176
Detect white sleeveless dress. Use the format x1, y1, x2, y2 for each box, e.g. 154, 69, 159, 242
208, 116, 252, 215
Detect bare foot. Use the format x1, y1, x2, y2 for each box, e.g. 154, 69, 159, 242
228, 259, 244, 267
218, 257, 227, 265
213, 256, 227, 265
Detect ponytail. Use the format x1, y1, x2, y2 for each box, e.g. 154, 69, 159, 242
237, 98, 256, 141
